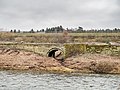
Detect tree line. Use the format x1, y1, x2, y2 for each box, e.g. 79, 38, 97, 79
10, 26, 120, 33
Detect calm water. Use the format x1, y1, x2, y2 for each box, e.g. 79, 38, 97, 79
0, 70, 120, 90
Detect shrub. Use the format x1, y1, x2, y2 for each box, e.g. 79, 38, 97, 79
89, 61, 114, 74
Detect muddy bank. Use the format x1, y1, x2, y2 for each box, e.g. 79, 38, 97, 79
0, 49, 120, 74
0, 49, 73, 73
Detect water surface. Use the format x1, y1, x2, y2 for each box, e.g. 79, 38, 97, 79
0, 70, 120, 90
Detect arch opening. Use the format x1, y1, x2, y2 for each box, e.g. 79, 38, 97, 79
47, 48, 64, 61
48, 49, 58, 58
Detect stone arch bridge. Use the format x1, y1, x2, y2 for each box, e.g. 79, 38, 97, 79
0, 42, 120, 59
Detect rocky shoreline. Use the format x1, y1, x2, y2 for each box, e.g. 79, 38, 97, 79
0, 49, 120, 74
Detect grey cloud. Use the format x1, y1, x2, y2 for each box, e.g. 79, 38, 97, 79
0, 0, 120, 30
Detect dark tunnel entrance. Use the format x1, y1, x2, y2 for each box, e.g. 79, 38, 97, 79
48, 49, 58, 58
47, 48, 64, 61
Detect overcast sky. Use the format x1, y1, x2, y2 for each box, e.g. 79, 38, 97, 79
0, 0, 120, 31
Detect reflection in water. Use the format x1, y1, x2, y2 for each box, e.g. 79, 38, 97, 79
0, 70, 120, 90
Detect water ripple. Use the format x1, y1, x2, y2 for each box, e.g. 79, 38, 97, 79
0, 71, 120, 90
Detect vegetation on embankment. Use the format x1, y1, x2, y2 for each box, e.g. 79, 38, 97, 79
0, 48, 120, 74
64, 43, 120, 58
65, 54, 120, 74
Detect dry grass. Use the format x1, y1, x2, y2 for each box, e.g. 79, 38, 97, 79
0, 32, 120, 43
0, 32, 120, 57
